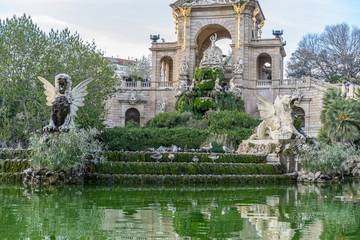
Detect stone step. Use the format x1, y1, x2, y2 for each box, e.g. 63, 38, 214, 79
84, 173, 297, 184
104, 152, 267, 164
89, 161, 284, 176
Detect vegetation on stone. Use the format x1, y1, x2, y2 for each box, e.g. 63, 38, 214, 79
301, 142, 359, 176
103, 151, 267, 164
29, 128, 105, 171
175, 67, 243, 116
0, 15, 117, 146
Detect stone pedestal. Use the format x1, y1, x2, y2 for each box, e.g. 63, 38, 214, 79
179, 73, 189, 84
233, 73, 243, 87
238, 139, 305, 172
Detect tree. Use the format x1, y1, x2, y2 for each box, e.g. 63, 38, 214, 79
0, 15, 117, 146
319, 88, 360, 143
287, 23, 360, 82
124, 55, 151, 80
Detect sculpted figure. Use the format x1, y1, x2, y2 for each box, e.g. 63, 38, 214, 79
174, 80, 188, 97
157, 99, 167, 113
229, 78, 242, 100
250, 93, 305, 140
234, 57, 244, 75
38, 74, 93, 132
179, 57, 189, 75
200, 34, 223, 68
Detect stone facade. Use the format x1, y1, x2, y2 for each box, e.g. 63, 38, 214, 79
105, 0, 350, 137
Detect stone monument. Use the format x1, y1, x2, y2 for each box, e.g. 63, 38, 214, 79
238, 92, 305, 172
38, 74, 93, 132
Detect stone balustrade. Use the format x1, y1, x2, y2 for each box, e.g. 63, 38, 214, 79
256, 80, 272, 88
120, 80, 174, 90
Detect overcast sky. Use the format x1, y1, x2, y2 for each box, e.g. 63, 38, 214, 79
1, 0, 360, 63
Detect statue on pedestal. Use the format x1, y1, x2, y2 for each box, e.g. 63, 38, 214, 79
234, 57, 244, 76
38, 74, 93, 132
179, 57, 189, 75
250, 92, 305, 140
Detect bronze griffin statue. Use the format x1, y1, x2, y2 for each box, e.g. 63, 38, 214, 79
38, 74, 93, 132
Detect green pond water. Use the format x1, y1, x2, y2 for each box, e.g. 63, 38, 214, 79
1, 182, 360, 240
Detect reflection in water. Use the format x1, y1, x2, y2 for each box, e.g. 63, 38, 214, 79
0, 182, 360, 239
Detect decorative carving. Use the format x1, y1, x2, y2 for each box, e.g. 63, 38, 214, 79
234, 57, 244, 75
250, 93, 305, 140
157, 99, 167, 113
174, 80, 188, 97
200, 34, 223, 68
38, 74, 93, 132
258, 20, 264, 39
128, 89, 141, 105
229, 78, 242, 100
172, 11, 179, 35
233, 2, 246, 49
179, 6, 192, 50
252, 7, 260, 31
292, 85, 304, 102
179, 56, 189, 75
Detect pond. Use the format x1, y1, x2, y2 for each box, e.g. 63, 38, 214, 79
1, 182, 360, 239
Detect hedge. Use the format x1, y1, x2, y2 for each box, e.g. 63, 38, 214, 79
102, 127, 210, 151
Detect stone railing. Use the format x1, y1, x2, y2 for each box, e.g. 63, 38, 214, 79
158, 82, 174, 89
121, 80, 151, 89
120, 80, 175, 90
280, 78, 308, 87
256, 80, 272, 88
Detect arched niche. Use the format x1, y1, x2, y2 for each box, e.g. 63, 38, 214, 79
159, 56, 173, 83
294, 107, 306, 128
257, 53, 272, 80
125, 108, 140, 126
195, 24, 232, 68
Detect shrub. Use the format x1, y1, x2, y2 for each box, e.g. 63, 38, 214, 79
196, 80, 215, 90
301, 143, 359, 176
29, 128, 105, 171
193, 98, 215, 111
146, 112, 194, 128
102, 127, 210, 151
205, 110, 259, 132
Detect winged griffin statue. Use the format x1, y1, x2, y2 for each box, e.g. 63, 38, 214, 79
38, 74, 93, 132
250, 93, 305, 140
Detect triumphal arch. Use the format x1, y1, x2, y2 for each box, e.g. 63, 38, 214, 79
105, 0, 354, 137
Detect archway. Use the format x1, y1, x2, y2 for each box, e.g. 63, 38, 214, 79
125, 108, 140, 126
294, 107, 305, 128
159, 56, 173, 83
257, 53, 272, 80
195, 24, 232, 68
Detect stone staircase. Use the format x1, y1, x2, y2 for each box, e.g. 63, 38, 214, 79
84, 151, 296, 184
0, 149, 297, 184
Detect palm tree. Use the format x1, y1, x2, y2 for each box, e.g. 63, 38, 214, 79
320, 88, 360, 143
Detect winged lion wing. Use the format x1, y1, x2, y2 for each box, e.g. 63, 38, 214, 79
254, 92, 276, 127
38, 76, 55, 106
70, 78, 93, 118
